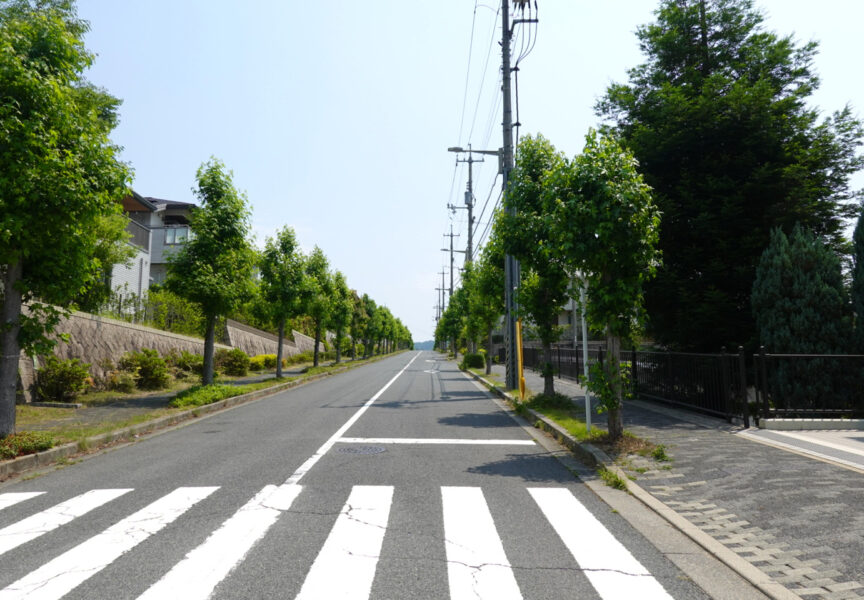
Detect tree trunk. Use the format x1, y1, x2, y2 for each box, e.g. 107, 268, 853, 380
485, 328, 493, 375
543, 340, 555, 396
276, 318, 285, 378
313, 321, 321, 367
335, 327, 342, 364
351, 336, 356, 360
202, 313, 216, 385
0, 261, 23, 437
605, 330, 624, 440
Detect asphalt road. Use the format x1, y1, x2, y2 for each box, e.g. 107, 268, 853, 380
0, 351, 724, 599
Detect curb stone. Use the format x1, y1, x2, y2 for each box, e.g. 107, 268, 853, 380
463, 367, 801, 600
1, 353, 402, 481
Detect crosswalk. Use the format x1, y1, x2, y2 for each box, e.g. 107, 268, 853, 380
0, 484, 674, 600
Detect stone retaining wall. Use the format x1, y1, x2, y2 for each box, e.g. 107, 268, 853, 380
224, 319, 301, 358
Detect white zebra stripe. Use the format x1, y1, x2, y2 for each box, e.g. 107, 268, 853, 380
295, 485, 394, 600
0, 486, 217, 600
529, 487, 673, 600
441, 486, 523, 600
138, 484, 302, 600
0, 489, 131, 557
0, 492, 44, 512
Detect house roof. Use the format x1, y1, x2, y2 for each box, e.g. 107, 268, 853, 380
144, 197, 197, 212
122, 190, 158, 212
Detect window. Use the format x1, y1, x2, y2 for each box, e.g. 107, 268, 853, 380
165, 226, 190, 245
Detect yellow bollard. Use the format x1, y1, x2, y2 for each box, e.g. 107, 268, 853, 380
516, 319, 525, 401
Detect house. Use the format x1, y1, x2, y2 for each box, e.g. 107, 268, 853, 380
110, 192, 197, 299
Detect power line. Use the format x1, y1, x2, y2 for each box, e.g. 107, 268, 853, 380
457, 1, 479, 144
467, 5, 501, 143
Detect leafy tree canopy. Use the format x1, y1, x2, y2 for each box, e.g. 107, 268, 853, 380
597, 0, 863, 351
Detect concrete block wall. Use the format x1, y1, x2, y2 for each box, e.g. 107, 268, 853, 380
22, 311, 229, 383
224, 319, 301, 358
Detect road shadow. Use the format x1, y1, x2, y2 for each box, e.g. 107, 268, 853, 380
438, 412, 522, 429
466, 453, 576, 483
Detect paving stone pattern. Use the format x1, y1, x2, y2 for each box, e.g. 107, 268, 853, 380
494, 365, 864, 600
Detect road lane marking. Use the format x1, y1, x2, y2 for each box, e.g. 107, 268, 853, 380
138, 484, 302, 600
338, 437, 534, 446
0, 489, 132, 557
441, 486, 523, 600
0, 486, 218, 600
528, 487, 672, 600
767, 430, 864, 459
0, 492, 44, 512
295, 485, 393, 600
284, 352, 421, 486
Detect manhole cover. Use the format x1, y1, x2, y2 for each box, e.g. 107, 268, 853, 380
337, 446, 386, 455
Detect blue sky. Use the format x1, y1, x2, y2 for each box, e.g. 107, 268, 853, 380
77, 1, 864, 342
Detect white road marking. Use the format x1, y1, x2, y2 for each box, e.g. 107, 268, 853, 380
767, 430, 864, 459
0, 486, 218, 600
528, 487, 672, 600
338, 437, 534, 446
441, 486, 523, 600
284, 352, 421, 485
0, 489, 132, 557
295, 485, 393, 600
138, 484, 302, 600
0, 492, 44, 512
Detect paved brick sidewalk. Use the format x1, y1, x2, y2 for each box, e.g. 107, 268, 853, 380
489, 364, 864, 600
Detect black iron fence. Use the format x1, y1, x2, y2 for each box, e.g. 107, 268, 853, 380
514, 344, 750, 425
754, 349, 864, 418
498, 342, 864, 424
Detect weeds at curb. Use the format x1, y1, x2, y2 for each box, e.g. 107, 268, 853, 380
598, 466, 628, 490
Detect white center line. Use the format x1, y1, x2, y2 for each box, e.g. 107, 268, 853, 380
337, 437, 534, 446
284, 352, 421, 486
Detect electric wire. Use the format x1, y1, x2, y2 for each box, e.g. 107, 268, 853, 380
467, 4, 501, 143
457, 1, 479, 144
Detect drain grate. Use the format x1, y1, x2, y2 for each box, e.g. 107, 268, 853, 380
337, 446, 386, 455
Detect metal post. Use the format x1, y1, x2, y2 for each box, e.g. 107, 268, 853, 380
580, 285, 591, 433
501, 0, 520, 391
738, 346, 750, 428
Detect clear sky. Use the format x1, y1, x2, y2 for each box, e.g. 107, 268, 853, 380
76, 0, 864, 343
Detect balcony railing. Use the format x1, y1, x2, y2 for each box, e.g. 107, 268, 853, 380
125, 219, 150, 252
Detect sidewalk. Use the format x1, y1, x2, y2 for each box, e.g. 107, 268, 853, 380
491, 364, 864, 600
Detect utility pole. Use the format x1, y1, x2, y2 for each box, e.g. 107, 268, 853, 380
438, 270, 447, 314
501, 0, 519, 390
441, 225, 463, 300
447, 145, 483, 264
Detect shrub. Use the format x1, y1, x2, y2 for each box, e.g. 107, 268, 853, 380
215, 348, 250, 376
0, 431, 55, 460
107, 370, 137, 393
460, 353, 485, 370
285, 351, 314, 365
118, 349, 171, 390
165, 349, 204, 375
36, 357, 91, 402
249, 355, 267, 371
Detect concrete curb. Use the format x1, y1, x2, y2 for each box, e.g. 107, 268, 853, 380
464, 368, 801, 600
1, 353, 401, 481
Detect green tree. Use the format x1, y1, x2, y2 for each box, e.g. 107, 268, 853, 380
166, 159, 256, 385
853, 207, 864, 353
470, 221, 506, 374
597, 0, 863, 351
752, 225, 853, 409
349, 291, 368, 360
74, 213, 137, 313
259, 227, 305, 377
361, 295, 377, 358
0, 1, 130, 436
329, 271, 353, 363
300, 247, 332, 367
548, 130, 660, 440
498, 135, 571, 396
752, 226, 852, 354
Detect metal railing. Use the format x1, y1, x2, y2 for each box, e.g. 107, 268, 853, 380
125, 219, 150, 252
754, 349, 864, 418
